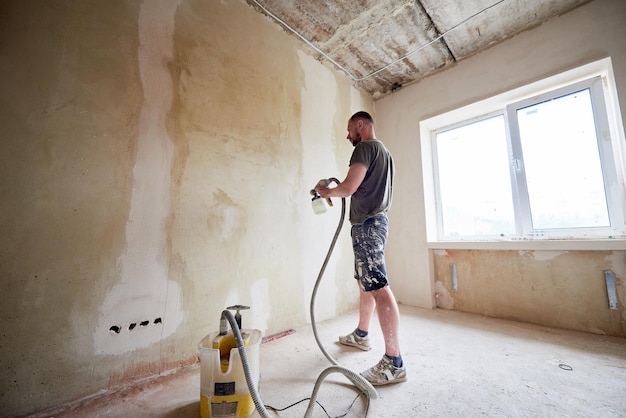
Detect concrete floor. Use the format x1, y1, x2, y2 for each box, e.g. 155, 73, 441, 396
44, 306, 626, 417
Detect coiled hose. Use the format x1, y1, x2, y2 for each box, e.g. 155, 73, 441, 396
222, 177, 377, 418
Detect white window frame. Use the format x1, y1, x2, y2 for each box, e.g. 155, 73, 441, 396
420, 58, 626, 250
507, 76, 623, 239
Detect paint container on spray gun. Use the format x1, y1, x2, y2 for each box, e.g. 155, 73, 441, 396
310, 179, 333, 214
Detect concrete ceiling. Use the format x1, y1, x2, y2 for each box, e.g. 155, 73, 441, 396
246, 0, 591, 98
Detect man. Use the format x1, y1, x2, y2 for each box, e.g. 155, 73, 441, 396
314, 111, 406, 386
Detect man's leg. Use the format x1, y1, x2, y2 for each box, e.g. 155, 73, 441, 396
339, 282, 375, 351
370, 286, 401, 357
357, 283, 376, 333
359, 285, 406, 386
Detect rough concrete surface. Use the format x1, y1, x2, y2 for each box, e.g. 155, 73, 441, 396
40, 306, 626, 417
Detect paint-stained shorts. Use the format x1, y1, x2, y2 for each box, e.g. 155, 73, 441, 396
351, 214, 389, 292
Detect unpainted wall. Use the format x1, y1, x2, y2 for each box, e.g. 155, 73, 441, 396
433, 250, 626, 336
0, 0, 371, 416
376, 0, 626, 334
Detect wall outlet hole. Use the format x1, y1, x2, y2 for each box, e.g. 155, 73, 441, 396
140, 320, 149, 327
109, 325, 121, 334
129, 323, 137, 331
154, 317, 162, 324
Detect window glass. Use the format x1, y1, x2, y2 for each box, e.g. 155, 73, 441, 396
517, 88, 610, 229
428, 70, 625, 241
435, 115, 515, 237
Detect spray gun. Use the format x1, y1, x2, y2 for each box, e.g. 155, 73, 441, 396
310, 178, 339, 215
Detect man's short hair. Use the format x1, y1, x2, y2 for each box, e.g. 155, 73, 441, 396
350, 111, 374, 125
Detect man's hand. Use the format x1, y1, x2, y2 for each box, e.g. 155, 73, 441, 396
317, 163, 366, 199
314, 183, 331, 199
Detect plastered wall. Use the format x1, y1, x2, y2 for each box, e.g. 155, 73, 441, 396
433, 250, 625, 336
2, 0, 625, 415
0, 0, 372, 415
377, 0, 626, 334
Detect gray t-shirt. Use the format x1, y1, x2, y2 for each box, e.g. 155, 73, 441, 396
349, 139, 394, 224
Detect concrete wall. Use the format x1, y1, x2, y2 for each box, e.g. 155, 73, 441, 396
0, 0, 372, 415
376, 0, 626, 334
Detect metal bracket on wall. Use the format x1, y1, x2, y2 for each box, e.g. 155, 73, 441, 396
604, 270, 618, 310
451, 263, 458, 292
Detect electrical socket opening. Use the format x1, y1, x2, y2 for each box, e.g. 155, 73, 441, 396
109, 317, 163, 335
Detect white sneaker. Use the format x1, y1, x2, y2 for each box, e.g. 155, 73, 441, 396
338, 331, 371, 351
360, 355, 407, 386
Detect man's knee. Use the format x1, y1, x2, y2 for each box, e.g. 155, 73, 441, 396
367, 284, 391, 299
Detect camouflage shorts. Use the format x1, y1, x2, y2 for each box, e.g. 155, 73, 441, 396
351, 214, 389, 292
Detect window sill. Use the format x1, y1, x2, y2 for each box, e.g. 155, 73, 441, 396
427, 239, 626, 251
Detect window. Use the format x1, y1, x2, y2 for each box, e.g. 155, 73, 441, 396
424, 60, 626, 242
434, 114, 515, 237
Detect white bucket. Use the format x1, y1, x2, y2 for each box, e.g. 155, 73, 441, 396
198, 329, 262, 418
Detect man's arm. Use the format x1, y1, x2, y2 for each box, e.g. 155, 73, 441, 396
315, 163, 367, 198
